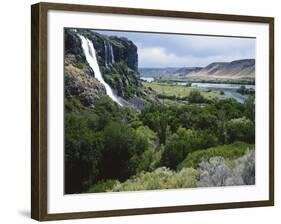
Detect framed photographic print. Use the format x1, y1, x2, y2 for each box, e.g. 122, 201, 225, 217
31, 2, 274, 221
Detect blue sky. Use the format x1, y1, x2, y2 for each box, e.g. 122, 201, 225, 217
94, 30, 255, 68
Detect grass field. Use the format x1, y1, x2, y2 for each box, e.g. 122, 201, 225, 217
143, 81, 221, 100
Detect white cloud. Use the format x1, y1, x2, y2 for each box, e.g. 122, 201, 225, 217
138, 47, 187, 67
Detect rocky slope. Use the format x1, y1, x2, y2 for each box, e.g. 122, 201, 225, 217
173, 67, 203, 76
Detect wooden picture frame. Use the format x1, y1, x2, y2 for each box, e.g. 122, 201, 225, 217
31, 2, 274, 221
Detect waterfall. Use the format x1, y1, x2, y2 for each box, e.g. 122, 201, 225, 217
110, 45, 115, 64
79, 35, 122, 106
104, 41, 108, 68
104, 41, 115, 67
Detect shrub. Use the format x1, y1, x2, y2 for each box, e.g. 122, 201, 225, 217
75, 62, 85, 70
137, 146, 164, 172
110, 167, 198, 192
232, 149, 255, 185
87, 179, 117, 193
188, 89, 206, 103
198, 149, 255, 187
198, 157, 235, 187
177, 141, 254, 170
237, 85, 255, 95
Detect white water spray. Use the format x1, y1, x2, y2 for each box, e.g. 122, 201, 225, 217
79, 35, 122, 106
110, 44, 115, 64
104, 41, 115, 67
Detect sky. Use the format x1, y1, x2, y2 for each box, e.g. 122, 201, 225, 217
95, 30, 256, 68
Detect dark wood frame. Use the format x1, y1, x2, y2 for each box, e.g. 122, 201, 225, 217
31, 2, 274, 221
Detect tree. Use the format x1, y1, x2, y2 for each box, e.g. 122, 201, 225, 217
212, 98, 244, 120
226, 117, 255, 144
98, 122, 137, 181
161, 128, 198, 169
158, 107, 169, 144
237, 85, 247, 95
65, 113, 103, 194
190, 110, 218, 132
139, 105, 169, 145
244, 95, 255, 122
217, 110, 227, 144
134, 126, 155, 155
188, 89, 206, 103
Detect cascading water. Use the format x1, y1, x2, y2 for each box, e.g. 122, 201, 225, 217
79, 35, 122, 106
110, 45, 115, 64
104, 40, 108, 68
104, 41, 115, 67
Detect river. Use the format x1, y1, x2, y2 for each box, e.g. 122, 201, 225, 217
141, 77, 255, 103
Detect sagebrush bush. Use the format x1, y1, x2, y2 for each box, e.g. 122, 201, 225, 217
87, 179, 117, 193
232, 149, 255, 185
110, 167, 198, 192
198, 149, 255, 187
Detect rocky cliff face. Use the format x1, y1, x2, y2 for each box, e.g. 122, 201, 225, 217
64, 29, 106, 109
77, 29, 140, 99
64, 28, 156, 110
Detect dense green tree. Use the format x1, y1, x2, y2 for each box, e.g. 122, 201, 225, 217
92, 96, 138, 131
244, 95, 255, 122
134, 126, 155, 155
190, 110, 218, 131
226, 117, 255, 144
161, 128, 198, 169
188, 89, 207, 103
161, 126, 219, 170
98, 122, 137, 181
237, 85, 255, 95
65, 113, 103, 194
217, 110, 227, 144
197, 130, 219, 149
211, 98, 244, 120
140, 105, 169, 144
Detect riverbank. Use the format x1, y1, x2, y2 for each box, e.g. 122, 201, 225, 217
142, 81, 255, 103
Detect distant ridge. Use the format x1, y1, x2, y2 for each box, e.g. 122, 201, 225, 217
187, 59, 255, 80
139, 59, 255, 81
